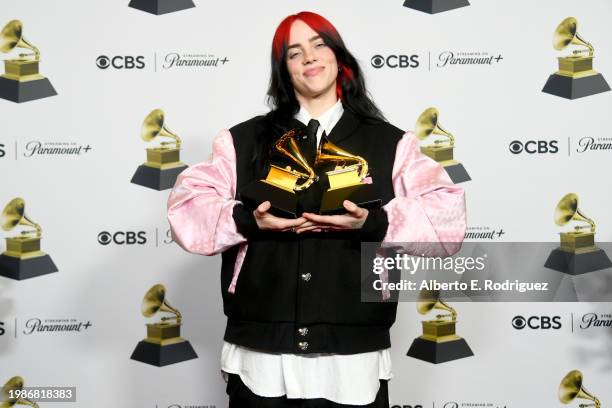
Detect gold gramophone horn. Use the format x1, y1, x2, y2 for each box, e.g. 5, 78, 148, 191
141, 284, 182, 324
0, 20, 40, 61
554, 193, 595, 233
315, 137, 369, 180
553, 17, 594, 56
559, 370, 601, 408
416, 289, 457, 322
415, 107, 455, 147
273, 129, 317, 191
0, 198, 41, 238
1, 376, 39, 408
140, 109, 182, 150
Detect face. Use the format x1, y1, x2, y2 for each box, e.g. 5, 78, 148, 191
285, 19, 339, 101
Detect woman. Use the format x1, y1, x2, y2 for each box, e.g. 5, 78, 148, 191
167, 11, 466, 408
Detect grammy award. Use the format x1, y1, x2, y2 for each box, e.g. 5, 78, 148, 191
542, 17, 610, 99
130, 109, 188, 191
240, 129, 318, 218
1, 376, 39, 408
406, 290, 473, 364
0, 20, 57, 103
0, 198, 57, 281
130, 284, 198, 367
415, 107, 470, 184
403, 0, 469, 14
315, 136, 381, 215
128, 0, 195, 15
544, 193, 612, 275
559, 370, 601, 408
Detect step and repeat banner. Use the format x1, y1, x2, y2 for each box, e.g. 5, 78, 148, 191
1, 0, 612, 407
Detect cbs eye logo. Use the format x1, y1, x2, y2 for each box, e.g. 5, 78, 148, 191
97, 231, 147, 245
512, 315, 562, 330
509, 140, 559, 154
96, 55, 145, 70
371, 54, 419, 69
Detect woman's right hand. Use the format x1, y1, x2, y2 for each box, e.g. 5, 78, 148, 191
253, 201, 307, 232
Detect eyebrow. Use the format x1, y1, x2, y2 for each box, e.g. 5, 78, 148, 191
287, 35, 323, 50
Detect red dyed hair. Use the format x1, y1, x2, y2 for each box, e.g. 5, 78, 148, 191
271, 11, 354, 100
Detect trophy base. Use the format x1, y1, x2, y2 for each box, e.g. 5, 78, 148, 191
131, 164, 188, 191
240, 181, 299, 218
0, 76, 57, 103
0, 254, 58, 280
406, 336, 473, 364
442, 161, 471, 184
319, 183, 382, 215
403, 0, 470, 14
130, 339, 198, 366
542, 73, 611, 99
544, 247, 612, 275
128, 0, 196, 15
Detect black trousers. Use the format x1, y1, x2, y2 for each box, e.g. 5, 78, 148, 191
226, 373, 390, 408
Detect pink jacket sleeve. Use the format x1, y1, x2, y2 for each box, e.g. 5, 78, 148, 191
167, 129, 247, 256
381, 130, 466, 256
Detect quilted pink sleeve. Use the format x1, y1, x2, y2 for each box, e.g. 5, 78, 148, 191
381, 131, 466, 256
167, 129, 247, 255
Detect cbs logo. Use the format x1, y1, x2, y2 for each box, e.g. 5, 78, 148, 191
96, 55, 145, 70
512, 315, 562, 330
371, 54, 419, 69
97, 231, 147, 245
509, 140, 558, 154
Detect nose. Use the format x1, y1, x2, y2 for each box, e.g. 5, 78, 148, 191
302, 47, 317, 64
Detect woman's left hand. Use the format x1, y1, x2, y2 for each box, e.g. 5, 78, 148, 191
295, 200, 368, 234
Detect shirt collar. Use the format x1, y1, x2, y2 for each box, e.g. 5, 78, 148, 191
295, 99, 344, 137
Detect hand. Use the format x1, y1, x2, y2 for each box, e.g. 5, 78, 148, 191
296, 200, 369, 234
253, 201, 308, 232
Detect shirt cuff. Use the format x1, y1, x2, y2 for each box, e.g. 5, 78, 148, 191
356, 207, 389, 242
232, 203, 260, 238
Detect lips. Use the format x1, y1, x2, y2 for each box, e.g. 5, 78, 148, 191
303, 66, 324, 77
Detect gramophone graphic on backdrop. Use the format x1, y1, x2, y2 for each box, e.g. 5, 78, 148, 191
542, 17, 610, 99
0, 197, 57, 281
0, 19, 57, 103
128, 0, 195, 15
1, 376, 40, 408
415, 107, 470, 184
130, 284, 198, 367
406, 289, 473, 364
558, 370, 601, 408
544, 193, 612, 275
402, 0, 470, 14
131, 109, 188, 191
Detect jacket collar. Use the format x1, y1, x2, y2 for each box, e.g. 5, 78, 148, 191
287, 104, 360, 145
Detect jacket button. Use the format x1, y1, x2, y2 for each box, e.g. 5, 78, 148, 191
298, 327, 308, 336
301, 273, 311, 282
298, 341, 309, 350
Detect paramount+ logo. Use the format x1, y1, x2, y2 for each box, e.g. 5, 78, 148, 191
96, 55, 145, 70
371, 54, 420, 69
97, 231, 147, 246
512, 315, 562, 330
509, 140, 559, 154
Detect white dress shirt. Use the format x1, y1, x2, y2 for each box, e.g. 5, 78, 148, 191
220, 99, 393, 405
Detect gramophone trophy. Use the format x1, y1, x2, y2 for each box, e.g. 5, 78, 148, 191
130, 109, 188, 191
128, 0, 195, 15
415, 107, 470, 184
544, 193, 611, 275
1, 376, 39, 408
315, 136, 381, 215
0, 20, 57, 103
240, 129, 318, 218
130, 284, 198, 367
542, 17, 610, 99
403, 0, 469, 14
0, 198, 57, 281
406, 290, 473, 364
559, 370, 601, 408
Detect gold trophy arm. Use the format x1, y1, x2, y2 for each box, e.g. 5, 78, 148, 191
141, 109, 182, 150
272, 129, 318, 191
158, 126, 181, 150
436, 299, 457, 322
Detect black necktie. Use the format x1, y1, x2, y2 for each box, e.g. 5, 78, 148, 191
303, 119, 319, 165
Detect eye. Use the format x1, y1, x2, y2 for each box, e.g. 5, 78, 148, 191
315, 42, 327, 48
288, 50, 302, 59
